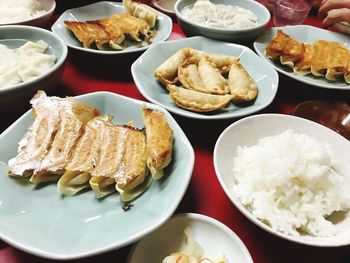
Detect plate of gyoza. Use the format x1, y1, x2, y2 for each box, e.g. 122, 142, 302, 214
0, 91, 194, 259
51, 0, 172, 55
254, 25, 350, 89
132, 36, 279, 120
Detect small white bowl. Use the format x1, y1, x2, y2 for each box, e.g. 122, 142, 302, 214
174, 0, 270, 42
0, 25, 67, 111
213, 114, 350, 247
0, 0, 56, 27
127, 213, 253, 263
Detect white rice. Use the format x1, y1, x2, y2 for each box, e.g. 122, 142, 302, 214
0, 0, 46, 24
233, 130, 350, 237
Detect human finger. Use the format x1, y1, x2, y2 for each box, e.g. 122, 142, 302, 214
323, 8, 350, 27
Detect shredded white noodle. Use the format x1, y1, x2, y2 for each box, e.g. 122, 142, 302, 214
181, 0, 258, 30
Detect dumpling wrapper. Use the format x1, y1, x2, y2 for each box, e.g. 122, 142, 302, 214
178, 59, 206, 92
197, 56, 229, 95
167, 84, 233, 112
142, 107, 173, 180
228, 61, 258, 102
57, 116, 112, 196
123, 0, 157, 28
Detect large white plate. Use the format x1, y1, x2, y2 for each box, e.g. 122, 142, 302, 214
51, 1, 172, 55
131, 36, 279, 120
0, 92, 194, 259
127, 213, 253, 263
254, 25, 350, 90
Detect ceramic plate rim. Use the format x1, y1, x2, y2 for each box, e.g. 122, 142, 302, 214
0, 91, 195, 260
127, 212, 254, 263
253, 25, 350, 90
131, 36, 279, 120
51, 1, 173, 55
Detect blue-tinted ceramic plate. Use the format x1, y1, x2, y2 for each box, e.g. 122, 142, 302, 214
131, 36, 279, 120
0, 92, 194, 259
51, 1, 172, 55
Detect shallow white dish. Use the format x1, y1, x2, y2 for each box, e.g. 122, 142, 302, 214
213, 113, 350, 247
127, 213, 253, 263
0, 0, 56, 27
0, 92, 194, 259
131, 36, 279, 120
51, 1, 172, 55
174, 0, 270, 42
254, 25, 350, 90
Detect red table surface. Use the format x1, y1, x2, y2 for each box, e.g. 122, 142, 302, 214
1, 7, 350, 263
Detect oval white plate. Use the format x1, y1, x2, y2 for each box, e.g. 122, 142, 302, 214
254, 25, 350, 90
51, 1, 172, 55
214, 113, 350, 247
0, 92, 194, 260
131, 36, 279, 120
127, 213, 253, 263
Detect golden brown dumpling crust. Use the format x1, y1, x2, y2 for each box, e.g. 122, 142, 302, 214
167, 84, 233, 112
142, 107, 173, 179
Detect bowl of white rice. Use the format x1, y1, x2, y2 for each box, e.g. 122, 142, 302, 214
0, 0, 56, 27
213, 114, 350, 247
174, 0, 270, 42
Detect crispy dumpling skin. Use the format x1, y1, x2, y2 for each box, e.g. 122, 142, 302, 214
178, 59, 206, 92
123, 0, 157, 28
142, 107, 173, 180
167, 84, 233, 112
57, 116, 111, 196
8, 91, 100, 183
228, 61, 258, 102
197, 56, 229, 95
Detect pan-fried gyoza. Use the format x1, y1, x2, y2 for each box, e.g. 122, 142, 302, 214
154, 48, 258, 112
64, 0, 158, 51
265, 30, 350, 84
8, 91, 174, 203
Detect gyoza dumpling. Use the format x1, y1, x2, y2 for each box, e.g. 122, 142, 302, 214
57, 116, 111, 196
142, 107, 173, 180
154, 48, 192, 85
178, 59, 206, 92
8, 91, 100, 183
167, 84, 233, 112
123, 0, 157, 28
197, 56, 229, 95
228, 61, 258, 102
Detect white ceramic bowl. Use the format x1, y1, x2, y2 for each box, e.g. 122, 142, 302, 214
0, 25, 68, 111
0, 0, 56, 27
174, 0, 270, 42
213, 114, 350, 247
127, 213, 253, 263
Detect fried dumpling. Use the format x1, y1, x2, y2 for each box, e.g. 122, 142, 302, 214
64, 21, 111, 49
154, 48, 192, 85
114, 126, 148, 200
123, 0, 157, 28
89, 124, 127, 198
178, 59, 206, 92
294, 44, 315, 75
197, 56, 229, 95
142, 107, 173, 180
57, 116, 111, 196
8, 91, 100, 182
228, 61, 258, 102
167, 84, 233, 112
95, 19, 125, 50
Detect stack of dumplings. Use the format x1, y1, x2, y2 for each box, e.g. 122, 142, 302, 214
266, 30, 350, 84
154, 48, 258, 112
8, 91, 173, 202
64, 0, 158, 51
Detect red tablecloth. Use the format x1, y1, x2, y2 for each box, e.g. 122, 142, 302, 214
1, 10, 350, 263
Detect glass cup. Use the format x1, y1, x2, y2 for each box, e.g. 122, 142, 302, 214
273, 0, 312, 26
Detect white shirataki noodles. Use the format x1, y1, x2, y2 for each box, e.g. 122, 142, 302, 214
233, 130, 350, 237
0, 41, 56, 89
0, 0, 46, 24
181, 0, 258, 29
